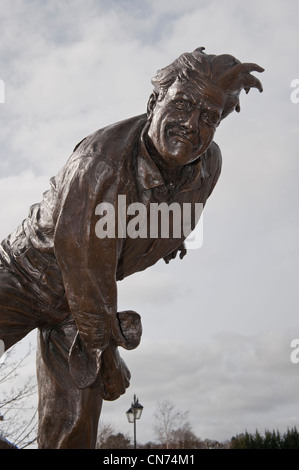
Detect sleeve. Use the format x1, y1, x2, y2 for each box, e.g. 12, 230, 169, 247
53, 155, 127, 388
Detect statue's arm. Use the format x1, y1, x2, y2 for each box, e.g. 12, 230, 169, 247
53, 157, 126, 387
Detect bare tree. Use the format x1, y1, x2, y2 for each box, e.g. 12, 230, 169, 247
96, 421, 116, 448
153, 400, 194, 449
96, 421, 131, 449
171, 425, 200, 449
0, 343, 38, 448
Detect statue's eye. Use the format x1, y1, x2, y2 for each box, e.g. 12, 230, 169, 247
201, 112, 220, 126
175, 99, 191, 111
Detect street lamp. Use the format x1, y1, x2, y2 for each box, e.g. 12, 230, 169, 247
126, 394, 143, 449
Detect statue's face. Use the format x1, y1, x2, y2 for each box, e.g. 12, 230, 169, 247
147, 78, 226, 167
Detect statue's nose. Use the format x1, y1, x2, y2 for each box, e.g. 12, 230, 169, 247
179, 109, 200, 133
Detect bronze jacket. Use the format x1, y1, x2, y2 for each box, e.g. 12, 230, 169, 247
0, 113, 221, 392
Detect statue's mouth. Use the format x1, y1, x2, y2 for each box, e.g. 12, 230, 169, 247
175, 134, 191, 144
169, 131, 195, 146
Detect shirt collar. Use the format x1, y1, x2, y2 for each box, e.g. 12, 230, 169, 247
137, 123, 210, 191
137, 124, 164, 190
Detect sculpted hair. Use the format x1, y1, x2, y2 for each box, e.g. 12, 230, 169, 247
151, 47, 264, 120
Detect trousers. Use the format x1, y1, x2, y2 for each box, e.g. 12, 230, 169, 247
0, 268, 103, 449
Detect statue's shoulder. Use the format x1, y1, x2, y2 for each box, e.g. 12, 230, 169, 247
206, 141, 222, 161
202, 141, 222, 175
73, 114, 147, 158
198, 141, 222, 183
54, 115, 147, 191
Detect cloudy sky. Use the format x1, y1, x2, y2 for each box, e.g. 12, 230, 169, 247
0, 0, 299, 447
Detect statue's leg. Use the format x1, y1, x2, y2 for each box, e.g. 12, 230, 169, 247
36, 317, 103, 449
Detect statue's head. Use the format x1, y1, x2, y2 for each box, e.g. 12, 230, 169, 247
146, 47, 264, 167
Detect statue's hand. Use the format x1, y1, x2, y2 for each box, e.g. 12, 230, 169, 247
114, 310, 142, 350
69, 333, 103, 389
163, 242, 187, 264
99, 344, 131, 401
69, 310, 142, 394
99, 310, 142, 400
99, 311, 142, 400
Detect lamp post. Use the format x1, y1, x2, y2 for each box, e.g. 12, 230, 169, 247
126, 394, 143, 449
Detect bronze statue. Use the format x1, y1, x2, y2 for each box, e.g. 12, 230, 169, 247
0, 47, 263, 448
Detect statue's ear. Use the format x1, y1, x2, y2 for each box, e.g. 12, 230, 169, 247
147, 92, 158, 120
